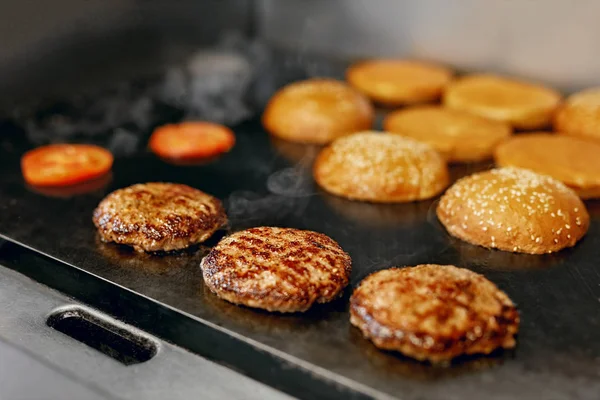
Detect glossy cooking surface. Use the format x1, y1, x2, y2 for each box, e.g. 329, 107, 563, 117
1, 119, 600, 399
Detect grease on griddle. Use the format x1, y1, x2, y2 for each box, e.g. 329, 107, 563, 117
96, 235, 210, 275
349, 327, 505, 379
322, 192, 433, 228
26, 172, 112, 199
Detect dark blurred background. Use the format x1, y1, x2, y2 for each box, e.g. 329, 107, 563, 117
0, 0, 253, 106
2, 0, 599, 154
2, 0, 599, 109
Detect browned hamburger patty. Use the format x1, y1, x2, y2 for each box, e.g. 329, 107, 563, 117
350, 265, 519, 363
93, 182, 226, 252
201, 227, 351, 313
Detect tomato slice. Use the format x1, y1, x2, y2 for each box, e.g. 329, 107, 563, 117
149, 122, 235, 160
21, 144, 113, 187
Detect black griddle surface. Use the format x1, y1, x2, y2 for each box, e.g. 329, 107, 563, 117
1, 119, 600, 400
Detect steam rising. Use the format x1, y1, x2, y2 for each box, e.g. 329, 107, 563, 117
226, 190, 311, 228
11, 31, 346, 154
266, 167, 314, 198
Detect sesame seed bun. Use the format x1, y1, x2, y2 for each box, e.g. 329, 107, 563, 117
346, 60, 453, 106
350, 265, 519, 363
443, 74, 561, 130
494, 133, 600, 199
262, 78, 374, 144
384, 106, 512, 163
313, 132, 449, 203
437, 167, 589, 254
554, 88, 600, 142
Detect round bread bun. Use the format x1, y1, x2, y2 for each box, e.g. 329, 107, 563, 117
262, 78, 374, 144
437, 167, 589, 254
346, 59, 453, 106
554, 87, 600, 141
313, 132, 449, 203
93, 182, 226, 252
350, 265, 519, 363
443, 74, 562, 130
201, 227, 351, 313
494, 133, 600, 199
384, 106, 512, 163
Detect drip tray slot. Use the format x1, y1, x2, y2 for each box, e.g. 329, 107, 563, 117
47, 306, 158, 365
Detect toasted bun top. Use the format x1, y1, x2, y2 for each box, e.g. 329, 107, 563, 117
437, 167, 589, 254
443, 74, 561, 128
262, 78, 374, 144
384, 105, 511, 162
314, 131, 449, 202
555, 87, 600, 140
495, 133, 600, 190
347, 59, 452, 105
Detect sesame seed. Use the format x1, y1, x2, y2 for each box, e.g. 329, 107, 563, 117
438, 167, 586, 252
323, 132, 446, 198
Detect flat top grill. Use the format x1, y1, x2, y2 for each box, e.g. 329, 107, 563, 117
1, 75, 600, 399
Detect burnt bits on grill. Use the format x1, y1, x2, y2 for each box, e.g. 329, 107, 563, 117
93, 182, 226, 252
201, 227, 352, 313
350, 265, 519, 363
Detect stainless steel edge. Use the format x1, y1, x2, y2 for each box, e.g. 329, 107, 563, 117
0, 263, 293, 400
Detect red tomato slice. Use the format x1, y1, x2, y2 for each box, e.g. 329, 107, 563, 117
149, 122, 235, 160
21, 144, 113, 187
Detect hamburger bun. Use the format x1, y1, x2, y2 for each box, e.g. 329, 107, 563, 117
437, 167, 589, 254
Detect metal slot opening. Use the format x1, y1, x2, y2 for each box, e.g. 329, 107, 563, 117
47, 307, 157, 365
